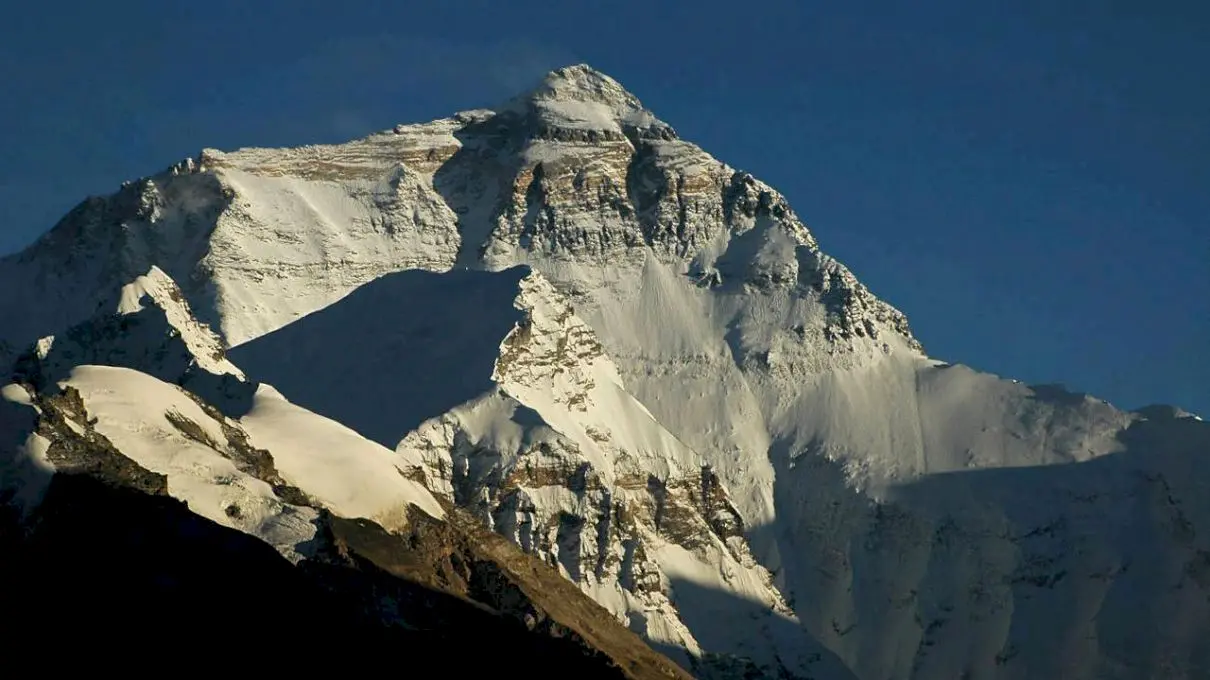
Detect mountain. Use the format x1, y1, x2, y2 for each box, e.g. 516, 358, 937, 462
2, 64, 1208, 679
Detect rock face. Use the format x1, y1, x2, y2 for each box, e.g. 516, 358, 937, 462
2, 64, 1210, 679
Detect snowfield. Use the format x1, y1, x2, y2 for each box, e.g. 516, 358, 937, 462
240, 382, 445, 526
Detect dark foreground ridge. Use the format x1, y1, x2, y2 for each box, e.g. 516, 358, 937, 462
0, 470, 686, 677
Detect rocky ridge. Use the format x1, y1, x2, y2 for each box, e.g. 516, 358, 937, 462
0, 267, 692, 679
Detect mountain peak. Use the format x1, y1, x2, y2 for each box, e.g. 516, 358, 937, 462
531, 64, 640, 107
499, 63, 673, 141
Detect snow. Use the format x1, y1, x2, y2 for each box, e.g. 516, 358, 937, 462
0, 431, 53, 513
492, 271, 705, 476
538, 99, 626, 132
239, 382, 445, 528
203, 166, 460, 345
0, 382, 54, 513
500, 63, 656, 132
229, 267, 529, 448
63, 365, 320, 562
385, 266, 819, 674
2, 382, 33, 406
112, 265, 244, 378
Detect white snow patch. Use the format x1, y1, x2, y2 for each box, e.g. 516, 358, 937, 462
63, 365, 318, 561
239, 383, 445, 528
0, 382, 54, 514
2, 382, 34, 407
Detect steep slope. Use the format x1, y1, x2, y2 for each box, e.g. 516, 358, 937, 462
11, 264, 249, 418
1, 64, 1207, 679
229, 263, 850, 678
0, 270, 691, 680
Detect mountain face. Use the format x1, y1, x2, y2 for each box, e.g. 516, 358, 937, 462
1, 270, 691, 678
2, 64, 1208, 679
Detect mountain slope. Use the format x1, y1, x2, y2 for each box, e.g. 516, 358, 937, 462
228, 263, 850, 677
1, 64, 1207, 679
0, 268, 692, 680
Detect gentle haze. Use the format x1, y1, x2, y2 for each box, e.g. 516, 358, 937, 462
1, 1, 1206, 415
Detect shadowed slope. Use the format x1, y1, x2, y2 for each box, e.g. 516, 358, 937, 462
0, 472, 664, 677
756, 410, 1210, 680
231, 267, 530, 446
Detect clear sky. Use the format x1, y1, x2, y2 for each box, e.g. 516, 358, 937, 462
1, 1, 1206, 415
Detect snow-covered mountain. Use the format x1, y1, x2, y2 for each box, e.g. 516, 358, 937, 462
2, 64, 1207, 679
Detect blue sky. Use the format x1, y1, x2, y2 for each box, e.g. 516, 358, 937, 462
1, 1, 1206, 415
